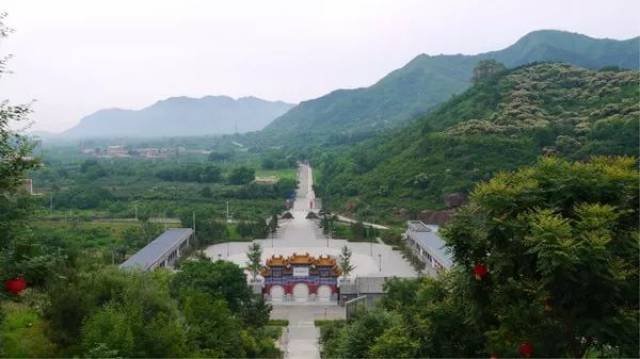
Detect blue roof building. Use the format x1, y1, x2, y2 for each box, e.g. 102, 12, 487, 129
404, 221, 453, 274
120, 228, 193, 271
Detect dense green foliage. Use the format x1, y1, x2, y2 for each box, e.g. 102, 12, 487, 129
320, 157, 639, 358
44, 261, 278, 357
314, 63, 639, 221
262, 30, 639, 146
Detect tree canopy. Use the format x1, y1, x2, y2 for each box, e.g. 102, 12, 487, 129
320, 156, 639, 358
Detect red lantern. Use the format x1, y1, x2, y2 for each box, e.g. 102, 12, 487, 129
473, 263, 488, 280
4, 277, 27, 295
518, 342, 533, 357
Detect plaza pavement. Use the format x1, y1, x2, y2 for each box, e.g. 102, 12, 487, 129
203, 164, 417, 279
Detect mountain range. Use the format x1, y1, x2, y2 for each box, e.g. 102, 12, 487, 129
63, 96, 294, 138
262, 30, 639, 142
61, 30, 638, 142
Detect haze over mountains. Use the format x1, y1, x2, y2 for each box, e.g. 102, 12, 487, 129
262, 30, 640, 141
59, 30, 638, 141
63, 96, 294, 138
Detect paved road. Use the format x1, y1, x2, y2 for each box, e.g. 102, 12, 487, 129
334, 214, 390, 230
274, 164, 327, 359
271, 305, 345, 359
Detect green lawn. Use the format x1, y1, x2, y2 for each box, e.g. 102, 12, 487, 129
255, 168, 296, 181
0, 301, 56, 357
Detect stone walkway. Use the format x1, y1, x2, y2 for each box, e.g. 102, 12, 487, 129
271, 304, 346, 359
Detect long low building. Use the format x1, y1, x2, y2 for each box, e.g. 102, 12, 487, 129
404, 220, 453, 274
120, 228, 193, 271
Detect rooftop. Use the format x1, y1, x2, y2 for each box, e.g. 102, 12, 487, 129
406, 221, 453, 268
120, 228, 193, 271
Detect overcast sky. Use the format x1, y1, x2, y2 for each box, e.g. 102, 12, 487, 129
1, 0, 638, 133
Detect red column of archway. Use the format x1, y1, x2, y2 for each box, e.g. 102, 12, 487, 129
308, 283, 318, 295
284, 283, 293, 295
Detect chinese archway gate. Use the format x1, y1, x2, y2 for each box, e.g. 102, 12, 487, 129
261, 253, 341, 302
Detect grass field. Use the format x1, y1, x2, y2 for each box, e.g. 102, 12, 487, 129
0, 301, 56, 357
255, 168, 296, 181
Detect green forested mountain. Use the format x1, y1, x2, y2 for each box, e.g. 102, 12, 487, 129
313, 63, 639, 219
262, 30, 639, 144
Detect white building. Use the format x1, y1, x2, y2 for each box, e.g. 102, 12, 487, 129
404, 220, 453, 273
120, 228, 193, 271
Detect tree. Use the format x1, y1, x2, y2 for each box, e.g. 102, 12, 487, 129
442, 156, 639, 357
261, 157, 275, 170
237, 221, 253, 238
228, 166, 255, 185
80, 159, 107, 180
81, 305, 135, 357
0, 13, 42, 301
338, 245, 355, 277
47, 268, 188, 357
170, 260, 253, 313
179, 290, 245, 357
208, 151, 232, 162
351, 220, 366, 240
199, 186, 213, 198
323, 310, 394, 358
179, 210, 226, 245
471, 59, 506, 83
368, 323, 419, 358
246, 242, 262, 282
269, 214, 278, 235
200, 165, 222, 182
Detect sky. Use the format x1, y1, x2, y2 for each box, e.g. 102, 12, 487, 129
1, 0, 639, 133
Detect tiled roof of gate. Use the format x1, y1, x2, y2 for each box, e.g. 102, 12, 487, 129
120, 228, 192, 271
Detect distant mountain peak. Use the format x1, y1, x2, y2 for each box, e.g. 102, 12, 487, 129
63, 96, 295, 138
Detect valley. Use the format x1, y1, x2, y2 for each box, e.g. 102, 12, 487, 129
1, 9, 638, 358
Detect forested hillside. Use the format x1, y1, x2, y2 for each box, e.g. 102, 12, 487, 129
262, 30, 639, 145
313, 62, 639, 220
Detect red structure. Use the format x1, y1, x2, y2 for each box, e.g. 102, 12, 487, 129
4, 277, 27, 295
261, 253, 341, 301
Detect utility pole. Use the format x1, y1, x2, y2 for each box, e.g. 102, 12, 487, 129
226, 201, 230, 223
378, 253, 382, 272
